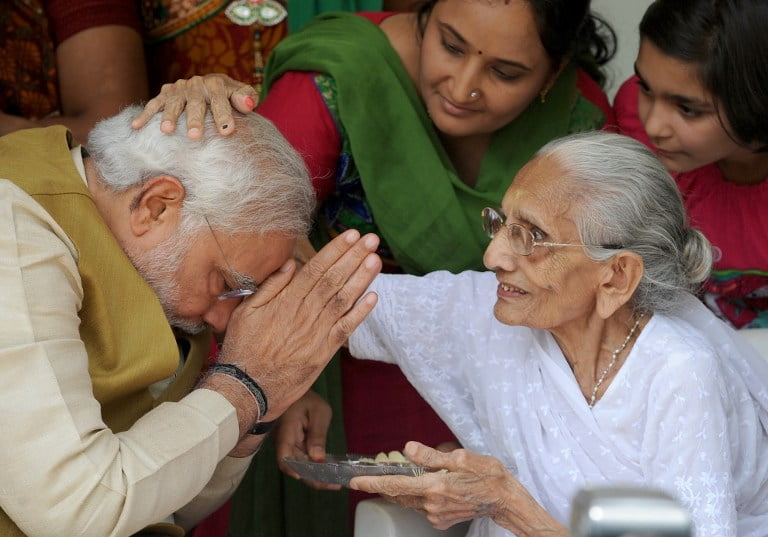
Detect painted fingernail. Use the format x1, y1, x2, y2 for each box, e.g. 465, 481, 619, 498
244, 96, 255, 109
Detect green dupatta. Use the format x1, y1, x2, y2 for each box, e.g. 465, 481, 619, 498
264, 12, 604, 275
227, 13, 605, 537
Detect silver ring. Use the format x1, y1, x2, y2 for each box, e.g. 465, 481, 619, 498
470, 90, 480, 98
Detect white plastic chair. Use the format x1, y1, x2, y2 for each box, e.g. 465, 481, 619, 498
354, 498, 470, 537
354, 487, 693, 537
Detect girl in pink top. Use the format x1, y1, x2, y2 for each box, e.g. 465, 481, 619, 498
613, 0, 768, 328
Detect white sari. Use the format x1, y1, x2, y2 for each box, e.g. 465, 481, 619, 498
350, 271, 768, 537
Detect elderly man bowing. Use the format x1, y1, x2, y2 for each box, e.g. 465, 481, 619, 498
0, 106, 381, 536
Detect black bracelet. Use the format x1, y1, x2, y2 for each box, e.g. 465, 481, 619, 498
208, 363, 268, 420
250, 419, 277, 436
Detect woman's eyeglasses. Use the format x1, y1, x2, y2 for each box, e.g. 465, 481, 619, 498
481, 207, 622, 256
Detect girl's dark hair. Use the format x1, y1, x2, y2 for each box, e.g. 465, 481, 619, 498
640, 0, 768, 151
416, 0, 616, 87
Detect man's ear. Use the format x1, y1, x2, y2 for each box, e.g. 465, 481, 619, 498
595, 252, 644, 319
129, 175, 185, 238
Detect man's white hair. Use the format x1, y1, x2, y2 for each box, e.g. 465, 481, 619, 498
87, 105, 315, 236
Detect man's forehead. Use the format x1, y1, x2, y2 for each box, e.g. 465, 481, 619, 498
223, 231, 295, 280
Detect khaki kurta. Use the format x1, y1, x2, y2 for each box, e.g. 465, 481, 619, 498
0, 127, 250, 536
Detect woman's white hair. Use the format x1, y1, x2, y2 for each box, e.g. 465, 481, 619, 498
535, 131, 713, 314
86, 105, 315, 236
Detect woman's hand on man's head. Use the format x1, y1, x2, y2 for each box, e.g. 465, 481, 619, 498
131, 73, 258, 138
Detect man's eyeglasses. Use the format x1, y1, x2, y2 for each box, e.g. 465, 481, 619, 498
481, 207, 622, 256
205, 216, 258, 300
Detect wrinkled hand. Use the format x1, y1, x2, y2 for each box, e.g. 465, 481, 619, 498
350, 441, 509, 529
275, 390, 341, 490
435, 440, 462, 453
131, 74, 258, 138
350, 441, 565, 535
221, 229, 381, 424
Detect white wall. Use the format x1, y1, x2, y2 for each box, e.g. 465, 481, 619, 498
591, 0, 654, 100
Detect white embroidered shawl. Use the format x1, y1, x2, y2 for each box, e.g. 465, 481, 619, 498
350, 271, 768, 537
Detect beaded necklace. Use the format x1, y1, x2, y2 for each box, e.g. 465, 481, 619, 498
588, 313, 644, 408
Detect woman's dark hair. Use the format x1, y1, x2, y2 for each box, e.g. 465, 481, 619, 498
416, 0, 616, 87
640, 0, 768, 151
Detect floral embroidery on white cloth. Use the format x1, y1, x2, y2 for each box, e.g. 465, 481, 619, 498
350, 270, 768, 537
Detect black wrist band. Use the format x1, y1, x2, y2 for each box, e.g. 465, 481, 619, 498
250, 419, 277, 436
208, 363, 268, 420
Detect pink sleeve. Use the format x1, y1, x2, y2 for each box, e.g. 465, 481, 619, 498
257, 71, 341, 201
356, 12, 398, 24
576, 68, 616, 129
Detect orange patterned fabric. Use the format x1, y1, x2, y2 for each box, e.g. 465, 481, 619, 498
1, 0, 141, 120
1, 0, 59, 119
142, 1, 287, 93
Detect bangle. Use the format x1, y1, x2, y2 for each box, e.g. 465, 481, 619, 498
250, 419, 277, 435
208, 363, 268, 420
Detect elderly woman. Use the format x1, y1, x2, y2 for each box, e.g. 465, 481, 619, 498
281, 131, 768, 536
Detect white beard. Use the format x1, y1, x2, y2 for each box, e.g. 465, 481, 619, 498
124, 229, 208, 335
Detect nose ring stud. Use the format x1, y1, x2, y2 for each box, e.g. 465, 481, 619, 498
469, 89, 480, 99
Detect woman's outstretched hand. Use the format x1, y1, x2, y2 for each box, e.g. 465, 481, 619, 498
131, 74, 257, 138
350, 441, 567, 536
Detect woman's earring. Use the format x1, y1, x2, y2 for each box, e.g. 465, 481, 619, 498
540, 89, 548, 104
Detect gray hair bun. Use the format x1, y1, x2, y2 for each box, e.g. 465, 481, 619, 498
535, 131, 713, 314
